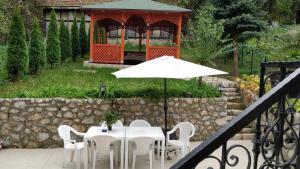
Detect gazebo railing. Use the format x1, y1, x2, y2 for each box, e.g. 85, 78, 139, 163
171, 62, 300, 169
148, 46, 178, 60
93, 44, 122, 63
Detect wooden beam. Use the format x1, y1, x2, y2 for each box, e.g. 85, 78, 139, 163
146, 15, 150, 61
176, 14, 182, 58
121, 13, 125, 63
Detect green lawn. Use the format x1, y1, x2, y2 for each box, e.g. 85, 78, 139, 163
0, 59, 219, 99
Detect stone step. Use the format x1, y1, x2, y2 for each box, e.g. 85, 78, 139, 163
228, 103, 244, 109
220, 87, 238, 92
228, 109, 243, 116
231, 133, 255, 140
240, 128, 254, 134
227, 96, 242, 102
222, 92, 240, 96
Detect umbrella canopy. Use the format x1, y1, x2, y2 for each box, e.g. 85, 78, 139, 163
112, 56, 227, 79
112, 56, 228, 133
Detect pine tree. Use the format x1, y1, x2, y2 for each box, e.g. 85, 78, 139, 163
79, 15, 87, 58
59, 20, 72, 63
6, 7, 28, 81
71, 15, 80, 61
46, 9, 60, 68
213, 0, 266, 78
29, 17, 45, 74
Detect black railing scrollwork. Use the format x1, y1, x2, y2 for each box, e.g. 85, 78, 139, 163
171, 61, 300, 169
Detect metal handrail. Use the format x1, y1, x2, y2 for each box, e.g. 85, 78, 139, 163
171, 67, 300, 169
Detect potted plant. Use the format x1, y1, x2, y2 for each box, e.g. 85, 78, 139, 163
104, 111, 120, 131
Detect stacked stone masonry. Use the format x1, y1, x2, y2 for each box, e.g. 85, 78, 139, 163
0, 98, 227, 148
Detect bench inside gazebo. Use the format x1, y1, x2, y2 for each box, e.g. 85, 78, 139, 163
81, 0, 191, 64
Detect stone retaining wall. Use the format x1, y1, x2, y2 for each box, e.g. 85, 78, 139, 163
0, 98, 227, 148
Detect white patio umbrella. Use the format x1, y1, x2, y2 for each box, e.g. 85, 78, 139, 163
112, 56, 227, 132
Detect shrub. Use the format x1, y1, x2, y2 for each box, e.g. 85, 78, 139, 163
29, 17, 45, 74
46, 9, 60, 68
71, 16, 80, 61
59, 20, 72, 63
79, 16, 88, 58
182, 5, 224, 65
6, 7, 28, 81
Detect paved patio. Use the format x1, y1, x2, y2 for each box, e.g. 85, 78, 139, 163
0, 140, 263, 169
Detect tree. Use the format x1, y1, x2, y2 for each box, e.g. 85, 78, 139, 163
0, 0, 42, 43
182, 5, 224, 65
28, 17, 45, 74
46, 9, 60, 68
6, 7, 28, 81
71, 16, 80, 61
59, 20, 72, 63
79, 15, 88, 58
213, 0, 266, 78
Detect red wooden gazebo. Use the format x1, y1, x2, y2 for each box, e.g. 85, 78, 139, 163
81, 0, 191, 64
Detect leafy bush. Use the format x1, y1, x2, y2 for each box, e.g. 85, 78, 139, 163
79, 16, 88, 58
71, 16, 80, 61
29, 17, 45, 74
59, 20, 72, 63
6, 7, 28, 81
182, 5, 224, 65
46, 9, 60, 68
125, 42, 145, 51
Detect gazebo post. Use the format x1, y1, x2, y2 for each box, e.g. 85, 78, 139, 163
146, 15, 150, 61
120, 14, 125, 63
90, 12, 94, 62
176, 14, 182, 58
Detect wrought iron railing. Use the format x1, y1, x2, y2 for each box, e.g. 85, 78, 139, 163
171, 61, 300, 169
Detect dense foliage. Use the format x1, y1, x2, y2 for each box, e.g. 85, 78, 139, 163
212, 0, 266, 78
71, 16, 80, 61
0, 45, 7, 80
262, 0, 299, 24
6, 7, 28, 81
46, 10, 60, 68
182, 5, 224, 65
0, 0, 42, 43
79, 16, 88, 58
59, 21, 72, 63
28, 17, 45, 74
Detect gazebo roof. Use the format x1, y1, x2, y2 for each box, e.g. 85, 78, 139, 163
80, 0, 192, 13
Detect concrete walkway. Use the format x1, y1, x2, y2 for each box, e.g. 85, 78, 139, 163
0, 140, 263, 169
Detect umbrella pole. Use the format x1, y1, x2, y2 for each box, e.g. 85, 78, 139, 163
164, 78, 168, 134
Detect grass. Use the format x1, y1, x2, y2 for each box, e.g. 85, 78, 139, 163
0, 58, 219, 99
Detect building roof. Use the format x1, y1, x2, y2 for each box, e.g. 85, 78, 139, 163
80, 0, 191, 13
41, 0, 113, 7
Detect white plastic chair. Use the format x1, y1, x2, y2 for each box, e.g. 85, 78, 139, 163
130, 137, 155, 169
90, 135, 117, 169
166, 122, 195, 158
101, 120, 124, 128
58, 125, 85, 169
129, 120, 151, 127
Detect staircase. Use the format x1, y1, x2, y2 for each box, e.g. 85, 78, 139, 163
203, 77, 255, 140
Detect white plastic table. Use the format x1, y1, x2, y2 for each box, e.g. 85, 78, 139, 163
83, 126, 125, 169
125, 127, 165, 169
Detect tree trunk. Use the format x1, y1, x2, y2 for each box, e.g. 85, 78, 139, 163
232, 34, 239, 79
